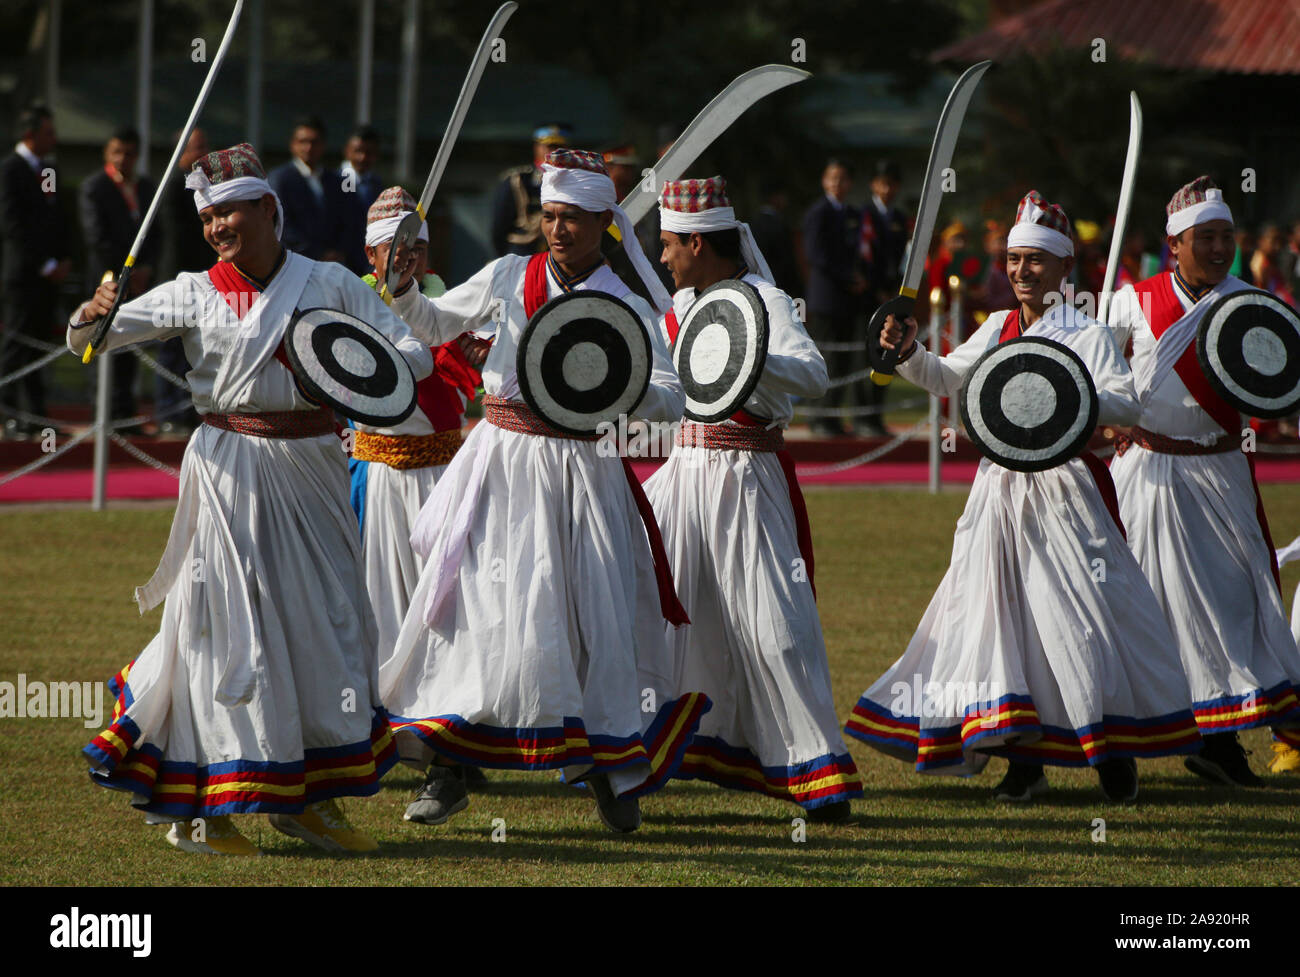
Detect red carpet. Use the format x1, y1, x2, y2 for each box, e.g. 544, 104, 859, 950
7, 457, 1300, 504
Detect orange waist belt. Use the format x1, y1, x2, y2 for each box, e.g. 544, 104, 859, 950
352, 429, 462, 469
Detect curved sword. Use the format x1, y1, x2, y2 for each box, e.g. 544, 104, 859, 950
83, 0, 245, 363
1098, 92, 1143, 325
870, 60, 993, 386
382, 1, 518, 302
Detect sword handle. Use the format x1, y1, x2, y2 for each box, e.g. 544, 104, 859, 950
868, 293, 918, 387
82, 263, 135, 364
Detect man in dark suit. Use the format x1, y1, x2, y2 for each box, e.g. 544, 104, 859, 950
153, 126, 212, 434
339, 124, 384, 275
0, 104, 71, 438
79, 126, 159, 427
267, 115, 353, 268
801, 159, 869, 436
750, 179, 801, 299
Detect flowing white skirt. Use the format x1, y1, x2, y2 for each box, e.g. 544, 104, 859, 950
85, 425, 396, 819
359, 461, 447, 657
845, 457, 1201, 775
1110, 444, 1300, 731
643, 445, 862, 809
379, 420, 708, 798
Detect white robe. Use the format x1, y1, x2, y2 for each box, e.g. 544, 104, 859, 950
71, 255, 434, 819
379, 255, 708, 798
1108, 276, 1300, 732
642, 275, 862, 809
845, 305, 1201, 774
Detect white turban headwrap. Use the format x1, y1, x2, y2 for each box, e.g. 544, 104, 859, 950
365, 213, 430, 248
540, 164, 672, 314
658, 205, 776, 285
185, 171, 285, 241
1166, 187, 1234, 238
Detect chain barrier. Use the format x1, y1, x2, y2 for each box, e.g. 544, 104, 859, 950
0, 426, 96, 487
107, 432, 181, 479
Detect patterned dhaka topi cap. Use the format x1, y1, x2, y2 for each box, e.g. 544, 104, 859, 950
538, 148, 672, 313
184, 142, 284, 240
1166, 175, 1233, 238
1006, 190, 1073, 258
365, 186, 429, 248
658, 175, 776, 285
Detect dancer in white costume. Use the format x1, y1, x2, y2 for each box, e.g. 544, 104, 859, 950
844, 191, 1201, 803
73, 144, 434, 854
380, 149, 708, 833
1107, 176, 1300, 787
349, 187, 480, 664
642, 176, 862, 820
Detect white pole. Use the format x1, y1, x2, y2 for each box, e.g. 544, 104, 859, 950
396, 0, 420, 183
92, 351, 111, 510
245, 0, 263, 149
357, 0, 375, 125
135, 0, 153, 175
928, 287, 943, 494
946, 276, 962, 431
45, 0, 61, 107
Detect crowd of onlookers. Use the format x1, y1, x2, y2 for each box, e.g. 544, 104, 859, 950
4, 101, 1300, 444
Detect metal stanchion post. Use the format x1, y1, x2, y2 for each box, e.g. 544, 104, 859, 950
928, 286, 944, 494
92, 350, 110, 510
947, 275, 963, 431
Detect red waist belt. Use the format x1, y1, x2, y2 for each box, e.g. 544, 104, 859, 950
483, 395, 599, 440
676, 420, 784, 452
1114, 425, 1235, 458
202, 407, 335, 439
481, 394, 688, 626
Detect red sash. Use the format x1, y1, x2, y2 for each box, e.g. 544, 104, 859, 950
208, 258, 300, 380
417, 340, 480, 433
522, 252, 689, 625
996, 306, 1124, 537
1133, 272, 1279, 588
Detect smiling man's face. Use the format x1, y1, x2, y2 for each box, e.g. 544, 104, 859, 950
1169, 219, 1235, 288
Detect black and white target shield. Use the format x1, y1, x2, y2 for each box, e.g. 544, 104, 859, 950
959, 336, 1099, 472
517, 291, 652, 436
673, 279, 769, 423
1197, 289, 1300, 419
284, 308, 417, 426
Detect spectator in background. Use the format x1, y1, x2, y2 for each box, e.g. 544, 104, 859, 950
863, 160, 906, 301
79, 126, 159, 431
801, 158, 869, 437
1251, 223, 1296, 305
0, 104, 70, 438
339, 124, 383, 274
601, 143, 674, 303
490, 122, 569, 256
750, 178, 801, 299
268, 115, 351, 267
1286, 220, 1300, 300
154, 126, 211, 435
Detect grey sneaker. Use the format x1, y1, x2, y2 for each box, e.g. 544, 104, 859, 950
404, 764, 470, 825
587, 772, 641, 833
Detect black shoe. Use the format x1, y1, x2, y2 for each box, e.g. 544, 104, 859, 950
993, 761, 1048, 802
812, 421, 846, 439
587, 772, 641, 833
806, 800, 851, 823
460, 765, 489, 789
854, 420, 888, 438
404, 764, 470, 824
1184, 733, 1264, 788
1097, 757, 1139, 802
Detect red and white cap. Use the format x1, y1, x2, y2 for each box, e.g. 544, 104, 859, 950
365, 186, 428, 248
185, 142, 284, 240
1006, 190, 1073, 258
659, 176, 775, 284
1166, 176, 1233, 238
540, 148, 670, 313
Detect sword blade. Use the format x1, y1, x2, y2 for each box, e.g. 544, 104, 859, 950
385, 1, 517, 298
84, 0, 245, 363
1098, 92, 1143, 324
621, 65, 810, 226
899, 60, 993, 298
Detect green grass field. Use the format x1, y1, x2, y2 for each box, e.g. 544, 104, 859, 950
3, 486, 1299, 886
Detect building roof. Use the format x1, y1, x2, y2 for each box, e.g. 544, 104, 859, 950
933, 0, 1300, 75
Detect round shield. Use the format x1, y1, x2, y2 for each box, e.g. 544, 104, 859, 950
1197, 289, 1300, 419
959, 336, 1099, 473
284, 307, 417, 426
673, 279, 769, 422
517, 290, 651, 436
